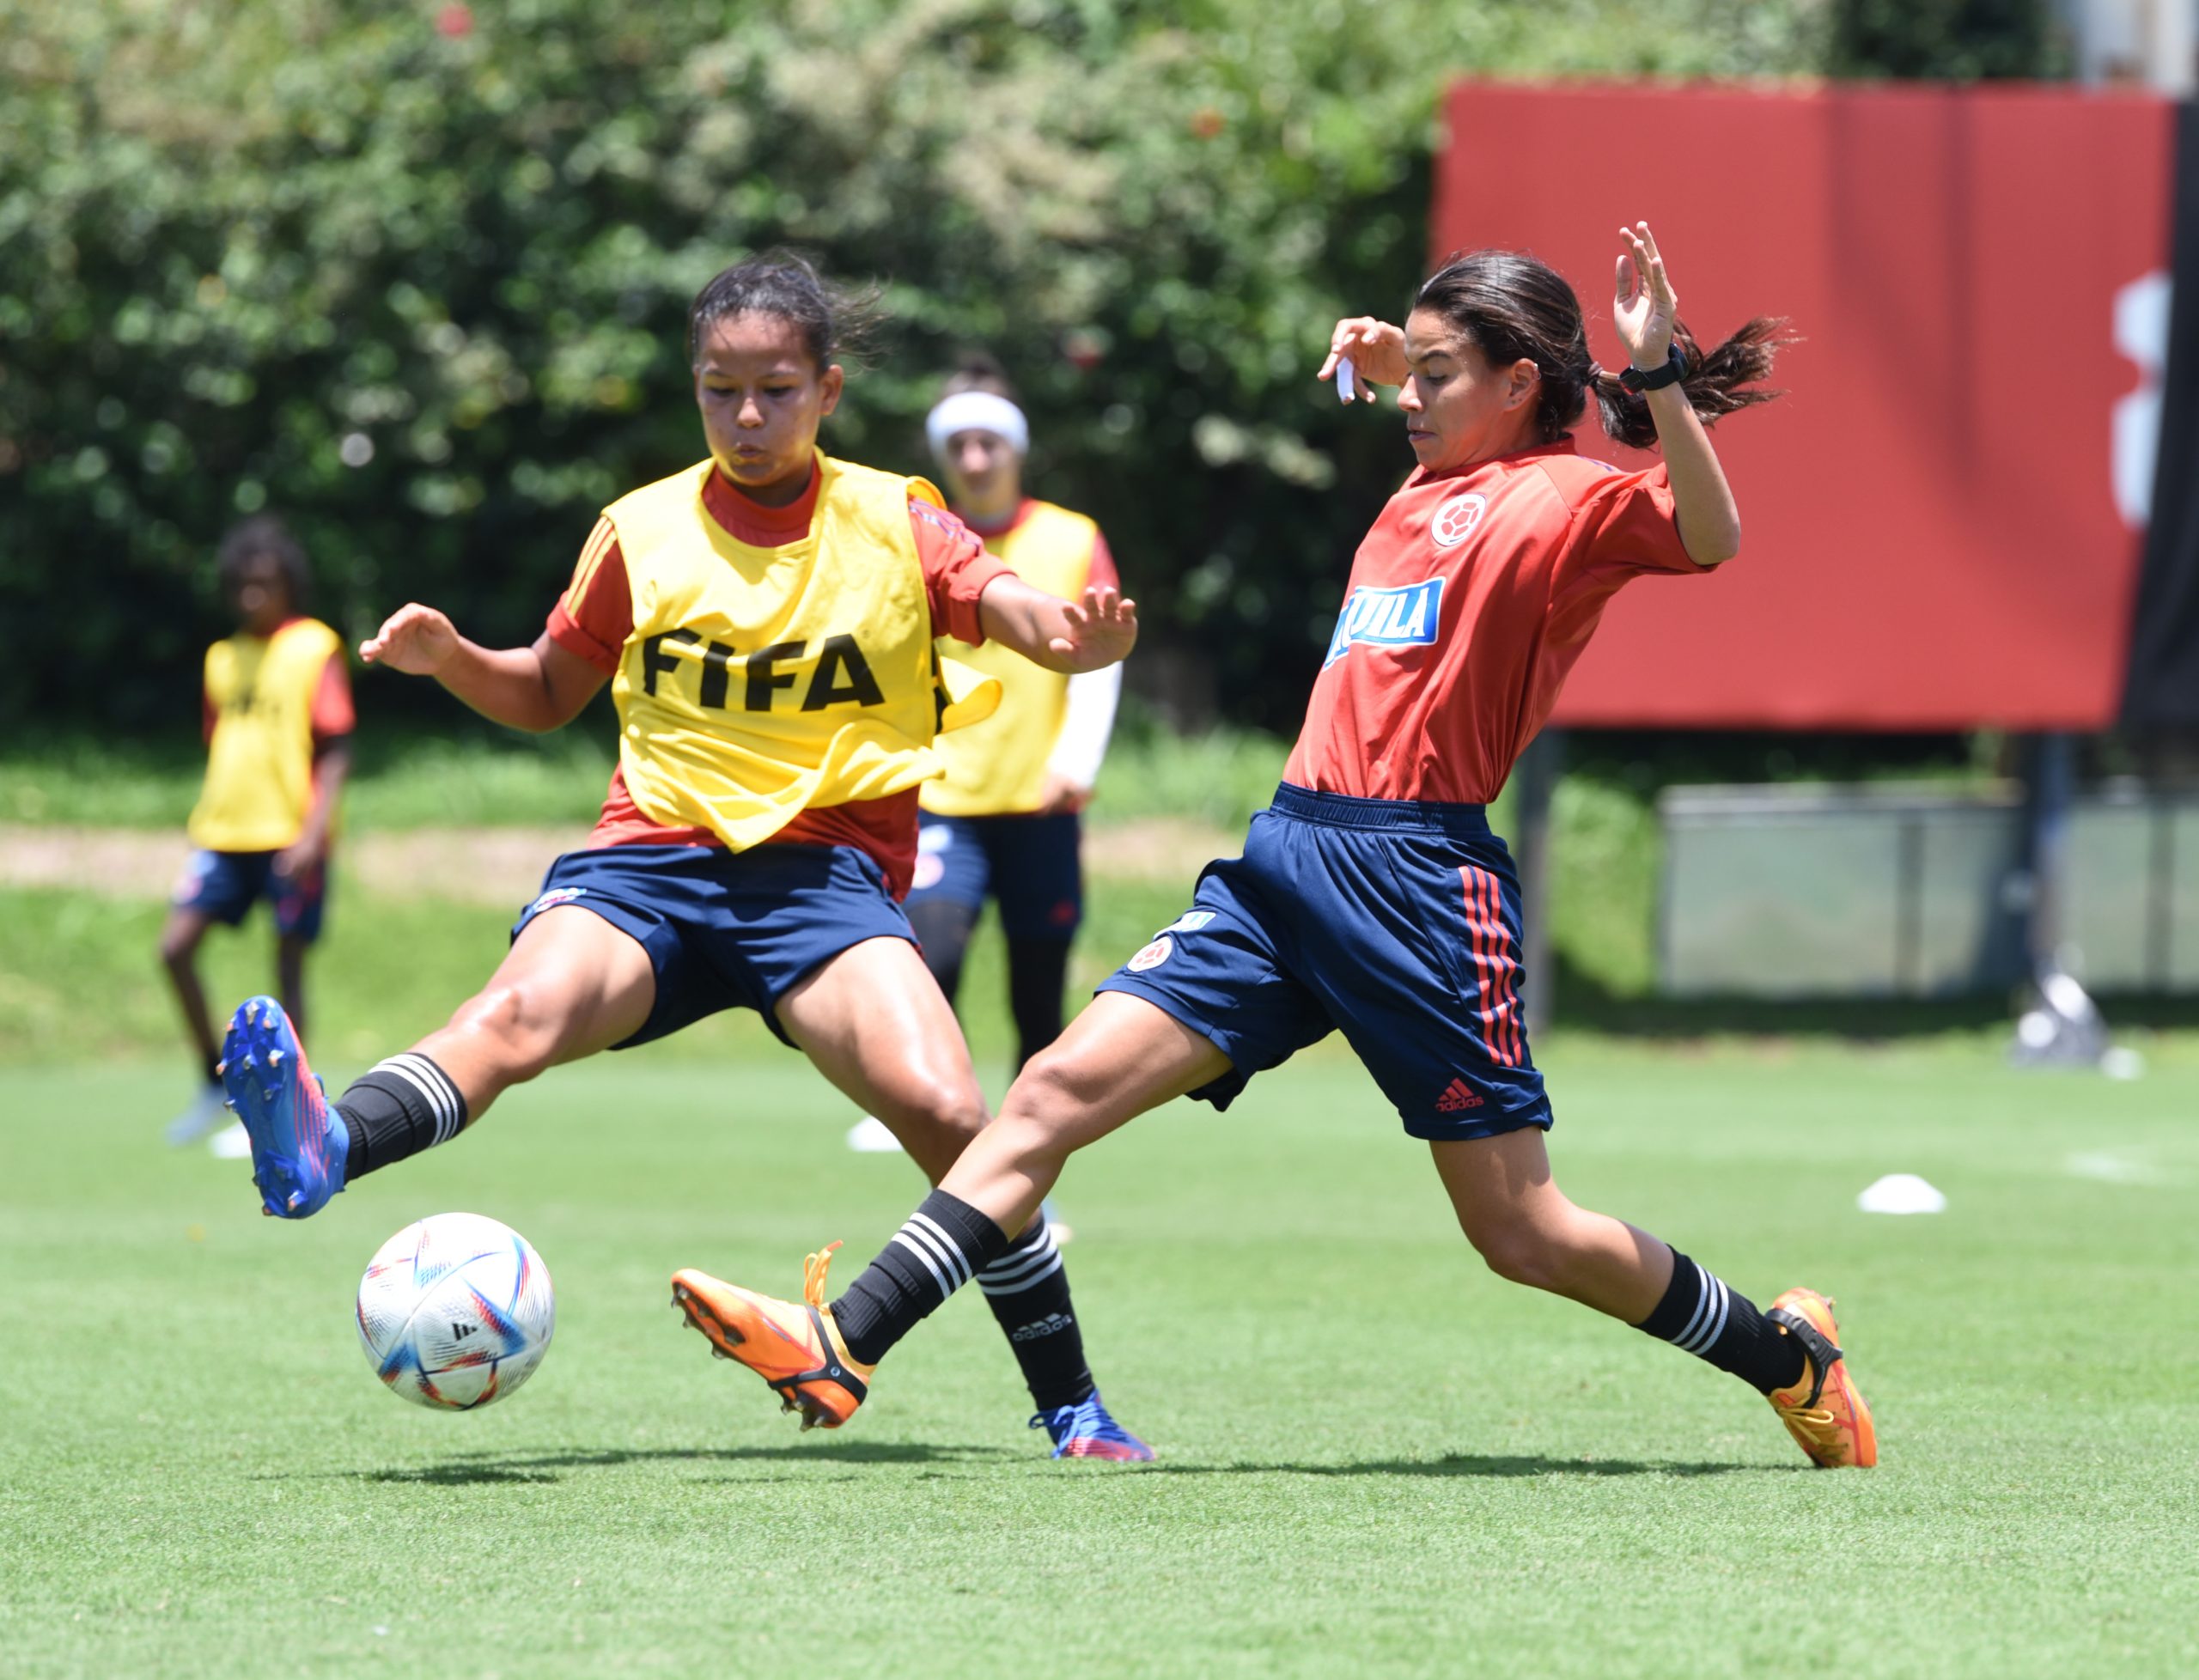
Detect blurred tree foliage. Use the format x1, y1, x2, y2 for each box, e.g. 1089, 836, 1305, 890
3, 0, 1835, 737
1830, 0, 2067, 81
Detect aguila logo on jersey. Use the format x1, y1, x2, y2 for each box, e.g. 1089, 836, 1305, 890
1323, 578, 1445, 668
1430, 492, 1488, 549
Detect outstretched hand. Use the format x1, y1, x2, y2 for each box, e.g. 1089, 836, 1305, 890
1048, 585, 1138, 672
1318, 317, 1408, 399
1614, 221, 1678, 372
359, 603, 460, 676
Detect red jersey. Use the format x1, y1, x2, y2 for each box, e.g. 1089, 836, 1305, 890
1282, 438, 1710, 805
545, 466, 1010, 895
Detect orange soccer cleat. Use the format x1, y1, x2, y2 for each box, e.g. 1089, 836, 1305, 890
671, 1242, 874, 1429
1764, 1287, 1877, 1469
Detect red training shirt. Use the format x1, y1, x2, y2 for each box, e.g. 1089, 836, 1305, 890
1282, 438, 1710, 805
545, 466, 1011, 896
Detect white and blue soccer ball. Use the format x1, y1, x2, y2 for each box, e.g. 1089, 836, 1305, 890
355, 1213, 556, 1411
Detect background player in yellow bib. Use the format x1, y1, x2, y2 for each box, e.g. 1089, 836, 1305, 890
919, 359, 1122, 1054
848, 357, 1123, 1158
161, 515, 353, 1147
214, 253, 1154, 1458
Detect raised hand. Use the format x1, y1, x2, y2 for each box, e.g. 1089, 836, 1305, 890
1318, 317, 1408, 399
359, 603, 461, 675
1048, 585, 1138, 672
1614, 222, 1678, 372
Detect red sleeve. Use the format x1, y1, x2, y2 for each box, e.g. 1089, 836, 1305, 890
1085, 529, 1119, 593
1569, 465, 1703, 577
908, 498, 1011, 644
545, 517, 632, 675
309, 653, 355, 745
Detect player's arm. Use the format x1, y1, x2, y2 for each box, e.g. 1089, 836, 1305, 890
358, 607, 606, 733
976, 573, 1138, 674
275, 654, 356, 878
1612, 222, 1743, 567
276, 741, 351, 878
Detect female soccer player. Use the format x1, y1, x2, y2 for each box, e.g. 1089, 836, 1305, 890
217, 252, 1152, 1459
690, 225, 1876, 1470
903, 357, 1122, 1066
161, 516, 352, 1147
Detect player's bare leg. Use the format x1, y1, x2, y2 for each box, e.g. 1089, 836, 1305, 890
1429, 1130, 1672, 1321
775, 934, 990, 1182
1431, 1130, 1873, 1466
933, 992, 1234, 1234
275, 931, 311, 1049
220, 908, 655, 1218
405, 906, 656, 1117
158, 906, 230, 1143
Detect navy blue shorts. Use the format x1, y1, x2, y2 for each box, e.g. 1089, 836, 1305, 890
907, 812, 1083, 940
174, 849, 327, 942
1098, 783, 1551, 1142
509, 843, 916, 1049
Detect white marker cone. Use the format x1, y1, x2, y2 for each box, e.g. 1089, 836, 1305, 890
1857, 1172, 1946, 1215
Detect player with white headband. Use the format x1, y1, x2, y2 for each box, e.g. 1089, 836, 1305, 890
882, 356, 1124, 1090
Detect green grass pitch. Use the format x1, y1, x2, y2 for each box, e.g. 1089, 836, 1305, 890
4, 1042, 2198, 1677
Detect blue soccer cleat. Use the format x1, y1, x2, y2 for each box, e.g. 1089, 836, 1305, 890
1031, 1391, 1154, 1462
219, 995, 347, 1219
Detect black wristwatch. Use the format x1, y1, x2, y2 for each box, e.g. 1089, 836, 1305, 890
1619, 344, 1688, 393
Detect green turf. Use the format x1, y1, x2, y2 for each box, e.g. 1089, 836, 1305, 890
4, 1044, 2197, 1677
0, 875, 1195, 1071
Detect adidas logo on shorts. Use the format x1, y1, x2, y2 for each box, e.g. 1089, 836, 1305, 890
1435, 1078, 1484, 1113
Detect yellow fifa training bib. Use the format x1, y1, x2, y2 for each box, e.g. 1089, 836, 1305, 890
188, 618, 344, 852
607, 454, 1000, 852
922, 500, 1098, 816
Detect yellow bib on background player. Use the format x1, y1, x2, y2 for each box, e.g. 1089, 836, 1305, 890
923, 500, 1099, 817
607, 453, 1000, 853
188, 618, 343, 853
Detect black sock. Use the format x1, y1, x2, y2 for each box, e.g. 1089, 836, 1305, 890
1004, 936, 1071, 1074
831, 1189, 1008, 1367
1636, 1247, 1806, 1396
977, 1215, 1094, 1413
333, 1053, 469, 1178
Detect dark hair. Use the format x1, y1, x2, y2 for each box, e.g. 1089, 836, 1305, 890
1412, 249, 1791, 450
939, 350, 1020, 406
686, 248, 883, 372
216, 514, 309, 609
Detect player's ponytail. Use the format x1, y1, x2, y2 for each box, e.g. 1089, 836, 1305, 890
1587, 317, 1791, 451
1415, 250, 1790, 450
686, 248, 884, 373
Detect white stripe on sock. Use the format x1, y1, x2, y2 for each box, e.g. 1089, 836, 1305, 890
889, 1230, 952, 1299
977, 1233, 1061, 1288
978, 1251, 1063, 1298
1672, 1262, 1716, 1351
906, 1212, 973, 1287
897, 1220, 969, 1293
385, 1053, 462, 1145
1678, 1276, 1731, 1355
375, 1056, 456, 1143
1694, 1279, 1733, 1354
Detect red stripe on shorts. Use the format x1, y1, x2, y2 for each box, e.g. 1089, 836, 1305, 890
1462, 866, 1524, 1067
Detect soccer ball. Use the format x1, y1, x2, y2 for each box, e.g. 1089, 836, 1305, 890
355, 1213, 556, 1411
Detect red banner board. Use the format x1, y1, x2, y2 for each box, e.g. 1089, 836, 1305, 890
1434, 82, 2172, 729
